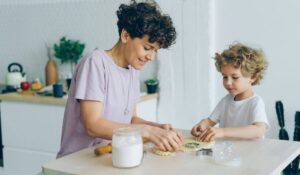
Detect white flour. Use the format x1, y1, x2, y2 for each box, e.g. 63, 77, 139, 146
112, 143, 143, 168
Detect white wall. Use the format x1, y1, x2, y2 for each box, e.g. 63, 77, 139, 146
214, 0, 300, 138
156, 0, 213, 129
0, 0, 157, 92
1, 0, 299, 139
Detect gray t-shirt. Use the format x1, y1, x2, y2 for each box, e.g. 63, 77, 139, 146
57, 49, 140, 158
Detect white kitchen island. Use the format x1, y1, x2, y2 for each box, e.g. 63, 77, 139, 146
42, 132, 300, 175
0, 92, 158, 175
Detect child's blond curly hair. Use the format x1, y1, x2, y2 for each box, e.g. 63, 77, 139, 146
214, 42, 268, 85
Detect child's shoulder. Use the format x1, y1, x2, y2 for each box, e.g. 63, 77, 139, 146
221, 94, 234, 101
215, 94, 234, 106
221, 93, 264, 104
246, 93, 265, 108
250, 93, 264, 102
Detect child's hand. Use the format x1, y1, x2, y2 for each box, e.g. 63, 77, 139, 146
191, 123, 207, 137
199, 127, 224, 142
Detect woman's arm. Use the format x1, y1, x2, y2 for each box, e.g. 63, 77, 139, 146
80, 101, 182, 151
199, 122, 266, 141
80, 100, 130, 140
130, 105, 183, 151
130, 105, 173, 130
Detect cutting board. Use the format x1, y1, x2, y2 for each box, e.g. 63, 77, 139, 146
17, 89, 35, 95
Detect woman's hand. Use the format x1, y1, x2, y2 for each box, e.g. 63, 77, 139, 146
147, 125, 183, 152
159, 123, 173, 130
130, 114, 183, 152
198, 127, 224, 142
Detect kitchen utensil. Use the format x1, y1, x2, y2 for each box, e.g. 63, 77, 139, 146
275, 101, 289, 140
17, 89, 35, 95
291, 111, 300, 172
94, 137, 148, 156
276, 101, 294, 174
94, 143, 112, 156
5, 62, 27, 89
196, 148, 213, 157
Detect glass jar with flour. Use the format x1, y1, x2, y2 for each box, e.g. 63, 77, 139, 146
112, 127, 143, 168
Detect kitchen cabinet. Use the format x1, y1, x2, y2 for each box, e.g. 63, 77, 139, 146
0, 93, 157, 175
1, 101, 64, 175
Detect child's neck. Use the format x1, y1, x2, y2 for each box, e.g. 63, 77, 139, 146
234, 89, 254, 101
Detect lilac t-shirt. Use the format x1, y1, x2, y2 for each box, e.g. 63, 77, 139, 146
57, 49, 140, 158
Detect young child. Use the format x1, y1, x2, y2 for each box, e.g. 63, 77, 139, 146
191, 42, 269, 141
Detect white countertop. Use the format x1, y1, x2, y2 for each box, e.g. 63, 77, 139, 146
42, 131, 300, 175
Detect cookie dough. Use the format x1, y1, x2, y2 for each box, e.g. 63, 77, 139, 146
181, 136, 215, 152
152, 147, 175, 156
151, 136, 215, 155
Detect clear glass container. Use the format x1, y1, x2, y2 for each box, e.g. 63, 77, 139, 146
212, 141, 241, 166
112, 127, 143, 168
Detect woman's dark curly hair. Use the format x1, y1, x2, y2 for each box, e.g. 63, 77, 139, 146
214, 42, 268, 85
116, 0, 176, 48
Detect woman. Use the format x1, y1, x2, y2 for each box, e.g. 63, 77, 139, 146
57, 0, 182, 158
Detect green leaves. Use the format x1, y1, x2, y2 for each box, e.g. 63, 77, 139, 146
145, 79, 158, 85
54, 36, 85, 64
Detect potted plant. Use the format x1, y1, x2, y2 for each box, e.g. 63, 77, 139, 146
54, 36, 85, 73
145, 79, 159, 94
54, 36, 85, 89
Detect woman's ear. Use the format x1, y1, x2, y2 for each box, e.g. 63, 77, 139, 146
120, 29, 130, 43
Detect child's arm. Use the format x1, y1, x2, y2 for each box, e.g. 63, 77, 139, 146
191, 118, 216, 137
199, 122, 266, 141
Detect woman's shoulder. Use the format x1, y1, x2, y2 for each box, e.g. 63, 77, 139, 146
85, 48, 107, 62
78, 48, 111, 67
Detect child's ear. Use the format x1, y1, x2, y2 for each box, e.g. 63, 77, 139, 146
120, 29, 130, 43
250, 75, 257, 84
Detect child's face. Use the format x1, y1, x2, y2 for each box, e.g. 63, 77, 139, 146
221, 64, 255, 100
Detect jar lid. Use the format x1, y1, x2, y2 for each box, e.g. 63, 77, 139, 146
112, 127, 142, 147
113, 127, 140, 136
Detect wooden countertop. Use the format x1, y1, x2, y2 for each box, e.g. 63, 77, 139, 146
0, 92, 158, 106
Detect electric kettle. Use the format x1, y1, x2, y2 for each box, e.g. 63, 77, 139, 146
5, 62, 27, 89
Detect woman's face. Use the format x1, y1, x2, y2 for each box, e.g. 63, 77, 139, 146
123, 35, 160, 70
